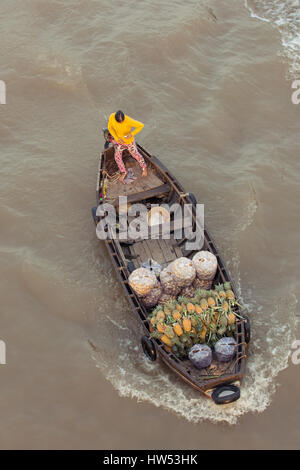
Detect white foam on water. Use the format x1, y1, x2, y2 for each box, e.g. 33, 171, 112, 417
244, 0, 300, 78
244, 0, 271, 22
236, 199, 258, 233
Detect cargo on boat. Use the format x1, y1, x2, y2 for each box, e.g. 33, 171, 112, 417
91, 131, 250, 404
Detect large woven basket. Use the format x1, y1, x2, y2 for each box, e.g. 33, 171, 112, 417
128, 268, 158, 297
192, 251, 217, 281
142, 282, 162, 307
160, 265, 181, 296
170, 257, 196, 287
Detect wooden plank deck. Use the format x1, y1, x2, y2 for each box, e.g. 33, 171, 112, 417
130, 238, 183, 270
105, 161, 165, 204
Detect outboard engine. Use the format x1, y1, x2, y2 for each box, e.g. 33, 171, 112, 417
103, 127, 112, 149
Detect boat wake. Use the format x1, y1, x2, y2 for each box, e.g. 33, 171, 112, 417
245, 0, 300, 79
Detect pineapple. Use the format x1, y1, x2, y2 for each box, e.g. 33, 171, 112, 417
164, 306, 172, 316
198, 326, 207, 342
219, 315, 228, 327
172, 310, 182, 321
224, 282, 235, 300
173, 323, 183, 336
164, 325, 175, 339
195, 304, 203, 315
194, 288, 208, 299
160, 335, 172, 346
156, 310, 165, 322
227, 312, 236, 325
164, 299, 177, 311
156, 322, 166, 333
182, 317, 192, 332
217, 325, 227, 336
187, 302, 195, 313
215, 283, 226, 299
177, 296, 190, 306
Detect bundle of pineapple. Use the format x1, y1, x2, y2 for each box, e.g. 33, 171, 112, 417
148, 282, 243, 359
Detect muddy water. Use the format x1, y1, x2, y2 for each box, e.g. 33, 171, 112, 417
0, 0, 300, 449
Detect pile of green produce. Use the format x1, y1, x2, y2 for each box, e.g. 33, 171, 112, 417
148, 282, 243, 359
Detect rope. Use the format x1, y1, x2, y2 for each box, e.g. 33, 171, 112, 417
232, 354, 247, 369
101, 169, 121, 183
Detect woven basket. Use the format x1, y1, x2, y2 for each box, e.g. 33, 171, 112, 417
160, 265, 181, 296
158, 291, 176, 305
193, 277, 213, 290
170, 257, 196, 287
142, 282, 162, 308
180, 285, 196, 298
128, 268, 158, 297
192, 251, 217, 281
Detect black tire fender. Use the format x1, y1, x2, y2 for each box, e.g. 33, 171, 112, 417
212, 384, 240, 405
141, 336, 157, 362
91, 207, 98, 224
243, 315, 251, 344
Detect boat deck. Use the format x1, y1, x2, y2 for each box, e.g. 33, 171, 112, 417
105, 157, 166, 205
129, 238, 183, 270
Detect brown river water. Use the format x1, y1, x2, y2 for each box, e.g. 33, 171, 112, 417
1, 0, 300, 449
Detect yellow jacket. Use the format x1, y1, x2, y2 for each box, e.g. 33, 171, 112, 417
108, 113, 144, 145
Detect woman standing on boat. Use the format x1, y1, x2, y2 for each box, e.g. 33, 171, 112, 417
108, 110, 148, 182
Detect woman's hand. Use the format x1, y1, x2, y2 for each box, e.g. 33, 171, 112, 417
124, 132, 133, 139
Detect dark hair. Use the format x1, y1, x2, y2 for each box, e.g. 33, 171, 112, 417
115, 110, 125, 122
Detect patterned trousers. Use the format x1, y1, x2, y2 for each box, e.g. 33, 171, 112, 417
112, 139, 147, 174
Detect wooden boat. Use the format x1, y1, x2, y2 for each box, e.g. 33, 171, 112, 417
91, 133, 250, 405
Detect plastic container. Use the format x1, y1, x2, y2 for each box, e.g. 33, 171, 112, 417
141, 258, 162, 277
188, 344, 212, 369
214, 337, 237, 362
